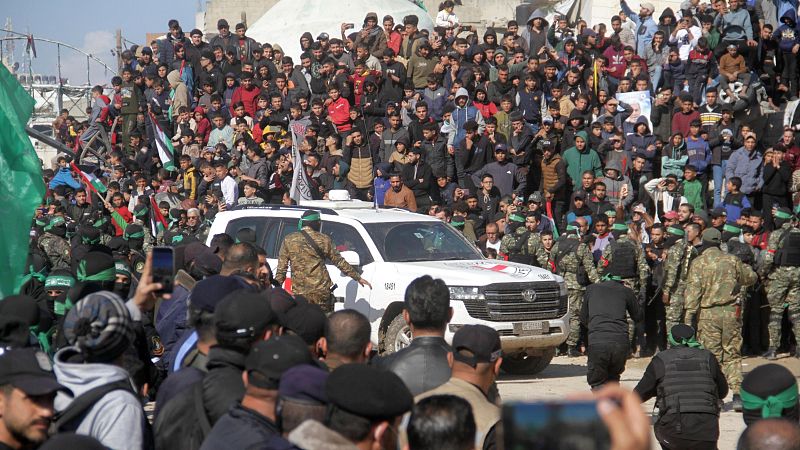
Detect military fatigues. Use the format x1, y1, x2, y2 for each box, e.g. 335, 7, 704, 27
38, 232, 72, 270
274, 227, 361, 313
499, 227, 549, 267
662, 240, 699, 332
551, 235, 600, 347
759, 224, 800, 350
597, 235, 650, 346
684, 247, 757, 393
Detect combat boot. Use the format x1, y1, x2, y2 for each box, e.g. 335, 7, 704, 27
568, 346, 582, 357
732, 394, 743, 412
762, 347, 777, 360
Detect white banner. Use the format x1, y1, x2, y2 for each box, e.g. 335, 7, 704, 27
288, 120, 313, 203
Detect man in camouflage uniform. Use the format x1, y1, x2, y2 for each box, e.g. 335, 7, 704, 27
275, 210, 372, 313
758, 208, 800, 360
499, 213, 549, 267
37, 216, 72, 270
550, 224, 599, 356
662, 224, 701, 332
684, 228, 757, 411
598, 223, 650, 354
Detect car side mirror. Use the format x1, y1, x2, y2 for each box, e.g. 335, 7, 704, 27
341, 250, 360, 267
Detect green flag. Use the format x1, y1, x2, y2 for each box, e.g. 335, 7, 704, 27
0, 64, 45, 297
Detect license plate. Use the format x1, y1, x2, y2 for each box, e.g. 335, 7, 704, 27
513, 321, 548, 336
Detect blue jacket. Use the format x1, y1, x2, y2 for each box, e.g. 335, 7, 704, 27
774, 10, 800, 53
725, 147, 763, 194
621, 1, 659, 55
685, 135, 711, 175
155, 284, 190, 369
49, 167, 81, 190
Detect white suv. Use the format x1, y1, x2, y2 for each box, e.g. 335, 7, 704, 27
206, 198, 569, 375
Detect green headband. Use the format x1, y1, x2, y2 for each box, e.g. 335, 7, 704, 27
44, 216, 65, 231
611, 223, 628, 232
602, 274, 622, 281
171, 234, 185, 244
76, 260, 117, 282
723, 224, 741, 234
124, 231, 145, 240
450, 218, 465, 227
82, 235, 101, 244
298, 212, 321, 230
93, 217, 108, 228
740, 384, 799, 419
45, 275, 75, 289
35, 218, 47, 227
775, 210, 793, 220
605, 210, 617, 217
134, 208, 148, 218
115, 262, 132, 278
509, 213, 525, 223
565, 225, 577, 231
667, 330, 703, 349
667, 226, 685, 236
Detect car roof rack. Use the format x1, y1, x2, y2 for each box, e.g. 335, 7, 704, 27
231, 203, 339, 216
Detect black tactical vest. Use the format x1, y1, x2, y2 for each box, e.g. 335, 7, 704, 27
655, 347, 720, 417
776, 231, 800, 267
508, 231, 534, 265
606, 240, 637, 279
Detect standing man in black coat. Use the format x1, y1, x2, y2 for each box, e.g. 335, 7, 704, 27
580, 273, 643, 388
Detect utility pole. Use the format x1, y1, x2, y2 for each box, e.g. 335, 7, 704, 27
115, 29, 122, 71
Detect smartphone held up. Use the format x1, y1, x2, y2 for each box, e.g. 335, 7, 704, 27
501, 401, 610, 450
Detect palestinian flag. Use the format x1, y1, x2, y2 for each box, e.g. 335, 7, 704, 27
148, 195, 168, 237
148, 113, 176, 171
71, 162, 106, 194
111, 210, 129, 234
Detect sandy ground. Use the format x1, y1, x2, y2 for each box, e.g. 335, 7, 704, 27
497, 354, 800, 450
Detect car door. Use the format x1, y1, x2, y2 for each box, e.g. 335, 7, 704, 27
319, 220, 376, 313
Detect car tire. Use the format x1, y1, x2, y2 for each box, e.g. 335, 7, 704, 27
500, 348, 555, 375
382, 314, 412, 355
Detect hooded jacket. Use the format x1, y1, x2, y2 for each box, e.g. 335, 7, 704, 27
562, 130, 603, 187
520, 9, 550, 57
54, 348, 146, 450
774, 9, 800, 52
625, 116, 658, 172
167, 70, 190, 120
600, 160, 634, 207
445, 87, 486, 147
658, 8, 677, 36
662, 134, 689, 177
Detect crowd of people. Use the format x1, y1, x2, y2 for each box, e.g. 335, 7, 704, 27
5, 0, 800, 448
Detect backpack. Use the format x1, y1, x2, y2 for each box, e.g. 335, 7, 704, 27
555, 238, 591, 286
53, 380, 154, 449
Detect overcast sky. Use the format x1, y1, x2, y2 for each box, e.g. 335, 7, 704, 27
3, 0, 197, 85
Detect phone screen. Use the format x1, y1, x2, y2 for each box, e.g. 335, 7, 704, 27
501, 401, 610, 450
151, 247, 175, 294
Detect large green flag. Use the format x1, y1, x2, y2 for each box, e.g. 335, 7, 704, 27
0, 64, 45, 297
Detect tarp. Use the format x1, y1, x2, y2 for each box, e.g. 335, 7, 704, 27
248, 0, 435, 63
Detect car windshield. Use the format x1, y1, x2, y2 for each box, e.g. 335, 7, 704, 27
363, 221, 483, 262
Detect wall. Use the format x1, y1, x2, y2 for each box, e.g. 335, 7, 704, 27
201, 0, 280, 37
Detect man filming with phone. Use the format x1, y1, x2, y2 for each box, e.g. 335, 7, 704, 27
274, 210, 372, 313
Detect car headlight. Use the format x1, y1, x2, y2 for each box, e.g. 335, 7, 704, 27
559, 281, 567, 297
448, 286, 484, 300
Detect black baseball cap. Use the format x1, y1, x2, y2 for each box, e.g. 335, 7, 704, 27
326, 364, 413, 420
245, 334, 312, 389
452, 325, 502, 368
0, 348, 69, 396
278, 303, 328, 345
214, 291, 276, 339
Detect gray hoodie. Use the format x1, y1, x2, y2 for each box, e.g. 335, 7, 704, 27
54, 348, 145, 450
600, 160, 634, 207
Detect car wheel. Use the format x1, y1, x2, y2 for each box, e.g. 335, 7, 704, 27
382, 314, 412, 355
500, 348, 555, 375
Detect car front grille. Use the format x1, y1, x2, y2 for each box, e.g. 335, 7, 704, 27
463, 282, 567, 322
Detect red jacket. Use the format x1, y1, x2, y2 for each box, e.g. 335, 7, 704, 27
231, 85, 261, 117
327, 97, 352, 132
671, 110, 701, 137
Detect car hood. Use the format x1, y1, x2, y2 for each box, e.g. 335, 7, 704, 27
393, 260, 561, 286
